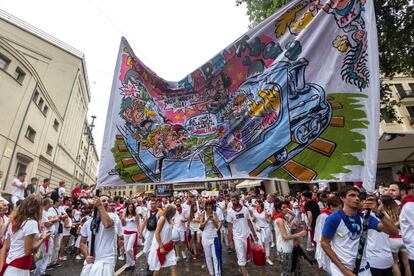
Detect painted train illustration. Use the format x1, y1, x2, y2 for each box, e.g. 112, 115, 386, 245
122, 58, 332, 182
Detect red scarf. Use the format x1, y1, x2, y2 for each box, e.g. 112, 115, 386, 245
401, 195, 414, 209
273, 212, 286, 220
256, 208, 264, 214
232, 204, 242, 212
0, 255, 32, 275
123, 230, 138, 257
157, 240, 174, 265
177, 207, 182, 214
321, 208, 332, 216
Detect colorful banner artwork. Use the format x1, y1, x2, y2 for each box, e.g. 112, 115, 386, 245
98, 0, 380, 191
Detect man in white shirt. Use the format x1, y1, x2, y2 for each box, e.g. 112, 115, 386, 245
173, 198, 188, 261
264, 194, 275, 247
400, 184, 414, 274
80, 195, 118, 276
35, 197, 59, 276
48, 198, 67, 268
389, 182, 405, 205
39, 178, 53, 197
227, 193, 259, 276
321, 186, 398, 276
58, 181, 66, 198
11, 173, 27, 207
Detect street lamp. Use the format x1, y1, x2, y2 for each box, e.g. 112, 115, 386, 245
82, 115, 96, 183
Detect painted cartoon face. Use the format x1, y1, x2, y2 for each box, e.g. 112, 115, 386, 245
206, 75, 230, 113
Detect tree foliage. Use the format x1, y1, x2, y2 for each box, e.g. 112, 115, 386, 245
236, 0, 414, 122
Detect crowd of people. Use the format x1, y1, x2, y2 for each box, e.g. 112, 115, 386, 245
0, 172, 413, 276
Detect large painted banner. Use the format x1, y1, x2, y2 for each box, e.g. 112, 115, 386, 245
98, 0, 380, 191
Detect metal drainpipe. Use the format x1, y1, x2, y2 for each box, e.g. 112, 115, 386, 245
2, 83, 38, 191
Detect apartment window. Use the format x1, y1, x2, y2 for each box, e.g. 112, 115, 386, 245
407, 106, 414, 118
12, 67, 25, 83
38, 98, 44, 109
15, 163, 27, 175
0, 53, 11, 70
129, 190, 133, 196
46, 144, 53, 155
33, 91, 39, 103
43, 105, 48, 115
123, 191, 126, 196
25, 126, 36, 142
53, 119, 59, 131
409, 83, 414, 96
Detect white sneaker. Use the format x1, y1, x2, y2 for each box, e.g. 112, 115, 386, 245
181, 252, 186, 259
75, 255, 82, 260
118, 255, 125, 261
270, 242, 275, 248
176, 255, 181, 262
266, 258, 274, 266
59, 256, 67, 261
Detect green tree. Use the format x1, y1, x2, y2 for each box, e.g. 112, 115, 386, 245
236, 0, 414, 122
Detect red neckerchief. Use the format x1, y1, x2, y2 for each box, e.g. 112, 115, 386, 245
256, 208, 264, 214
273, 212, 286, 220
177, 206, 182, 214
321, 208, 332, 215
232, 204, 242, 212
401, 195, 414, 209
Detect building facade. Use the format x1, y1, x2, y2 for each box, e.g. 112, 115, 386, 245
0, 10, 98, 193
378, 75, 414, 183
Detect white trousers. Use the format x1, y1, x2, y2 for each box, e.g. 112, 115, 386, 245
80, 262, 115, 276
143, 230, 154, 256
257, 228, 271, 258
35, 236, 53, 275
220, 227, 228, 247
4, 266, 29, 276
123, 232, 137, 267
49, 233, 60, 265
234, 238, 247, 266
202, 238, 221, 276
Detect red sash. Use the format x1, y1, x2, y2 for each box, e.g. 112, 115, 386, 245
273, 213, 286, 220
123, 230, 138, 257
321, 208, 332, 216
0, 255, 32, 275
157, 240, 174, 265
401, 196, 414, 209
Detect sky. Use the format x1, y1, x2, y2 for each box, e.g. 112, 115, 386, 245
1, 0, 250, 156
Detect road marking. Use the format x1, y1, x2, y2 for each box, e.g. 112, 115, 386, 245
115, 250, 144, 275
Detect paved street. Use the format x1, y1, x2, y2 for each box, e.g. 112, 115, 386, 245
49, 246, 326, 276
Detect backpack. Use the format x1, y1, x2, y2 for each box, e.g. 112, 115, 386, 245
147, 210, 158, 231
51, 187, 59, 202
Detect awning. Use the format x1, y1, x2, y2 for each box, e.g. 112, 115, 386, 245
236, 180, 262, 189
378, 133, 414, 167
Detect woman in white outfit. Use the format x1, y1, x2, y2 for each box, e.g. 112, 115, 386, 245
121, 202, 140, 271
187, 203, 201, 259
147, 205, 177, 276
59, 207, 75, 261
274, 199, 307, 276
251, 199, 273, 265
200, 200, 222, 276
0, 195, 51, 276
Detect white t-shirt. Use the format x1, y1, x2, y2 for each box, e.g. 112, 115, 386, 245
227, 205, 251, 240
367, 217, 393, 269
48, 206, 62, 234
400, 202, 414, 260
42, 209, 55, 233
322, 211, 380, 271
80, 212, 118, 264
38, 185, 48, 196
264, 201, 274, 213
173, 209, 188, 232
11, 179, 25, 200
58, 187, 65, 198
6, 219, 39, 263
